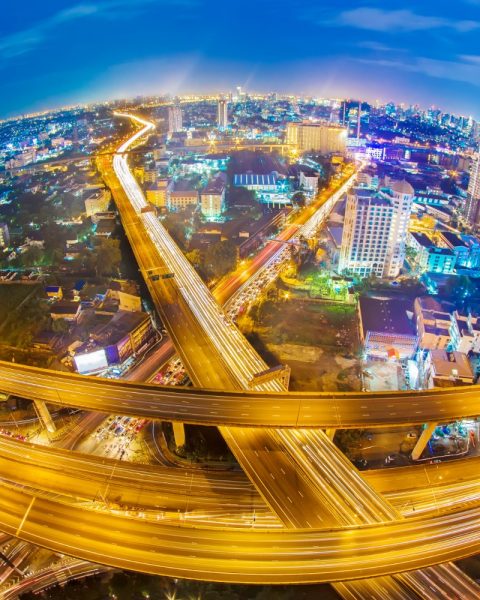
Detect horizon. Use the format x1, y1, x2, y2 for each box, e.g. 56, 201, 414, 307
1, 90, 477, 124
1, 1, 479, 119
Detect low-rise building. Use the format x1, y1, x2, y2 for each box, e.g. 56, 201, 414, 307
167, 180, 198, 211
408, 232, 456, 274
427, 247, 456, 274
299, 168, 319, 195
91, 211, 116, 225
0, 223, 10, 248
45, 285, 63, 300
414, 296, 452, 350
90, 310, 154, 365
50, 300, 82, 323
233, 173, 278, 193
414, 296, 480, 354
146, 179, 169, 208
94, 219, 116, 237
358, 296, 417, 361
84, 189, 111, 217
200, 172, 226, 219
424, 350, 474, 388
143, 169, 157, 184
450, 311, 480, 354
437, 231, 480, 269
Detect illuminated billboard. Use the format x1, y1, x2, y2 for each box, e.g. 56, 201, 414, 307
74, 349, 108, 374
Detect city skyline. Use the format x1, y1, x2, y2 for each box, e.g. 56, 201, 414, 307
1, 0, 480, 118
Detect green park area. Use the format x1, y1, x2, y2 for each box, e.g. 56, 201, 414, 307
240, 291, 362, 392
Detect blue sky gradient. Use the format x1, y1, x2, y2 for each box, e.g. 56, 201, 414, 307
1, 0, 479, 118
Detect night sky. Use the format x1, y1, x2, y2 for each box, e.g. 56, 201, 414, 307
1, 0, 479, 118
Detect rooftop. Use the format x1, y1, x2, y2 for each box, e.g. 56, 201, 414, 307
359, 296, 415, 337
430, 350, 473, 380
234, 173, 277, 187
440, 231, 466, 248
411, 231, 432, 248
390, 179, 415, 195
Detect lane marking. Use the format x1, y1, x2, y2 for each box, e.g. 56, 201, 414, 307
16, 497, 36, 537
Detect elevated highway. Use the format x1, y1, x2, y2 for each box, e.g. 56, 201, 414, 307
0, 436, 478, 524
0, 483, 480, 584
1, 359, 480, 428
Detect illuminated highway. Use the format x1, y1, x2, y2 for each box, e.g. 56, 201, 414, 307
1, 483, 480, 584
1, 113, 480, 595
2, 359, 480, 428
0, 436, 479, 525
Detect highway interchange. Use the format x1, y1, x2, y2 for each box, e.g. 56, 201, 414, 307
1, 113, 480, 597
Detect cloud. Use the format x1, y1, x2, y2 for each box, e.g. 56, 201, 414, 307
357, 41, 398, 52
460, 54, 480, 64
0, 0, 196, 59
327, 8, 479, 33
356, 55, 480, 88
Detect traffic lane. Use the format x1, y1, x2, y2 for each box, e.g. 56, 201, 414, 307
2, 484, 480, 583
222, 426, 363, 529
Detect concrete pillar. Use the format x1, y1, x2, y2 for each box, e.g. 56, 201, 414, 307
172, 422, 185, 448
325, 428, 336, 441
33, 400, 56, 433
411, 422, 437, 461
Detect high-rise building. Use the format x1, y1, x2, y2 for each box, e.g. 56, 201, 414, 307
217, 99, 228, 129
384, 178, 415, 277
464, 153, 480, 228
339, 180, 414, 278
341, 100, 371, 138
286, 122, 347, 154
168, 103, 183, 134
0, 223, 10, 248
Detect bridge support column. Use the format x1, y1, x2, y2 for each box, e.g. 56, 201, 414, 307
325, 428, 336, 441
172, 422, 185, 448
411, 422, 437, 461
33, 400, 56, 433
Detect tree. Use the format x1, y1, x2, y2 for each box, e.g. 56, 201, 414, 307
20, 245, 44, 267
186, 248, 202, 269
291, 191, 306, 207
91, 237, 121, 277
335, 429, 366, 458
51, 318, 70, 334
162, 214, 186, 249
204, 240, 238, 279
444, 274, 476, 306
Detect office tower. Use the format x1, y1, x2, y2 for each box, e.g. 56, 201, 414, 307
464, 153, 480, 228
168, 103, 183, 134
217, 99, 228, 129
339, 180, 413, 278
285, 122, 348, 154
341, 100, 371, 138
0, 223, 9, 248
